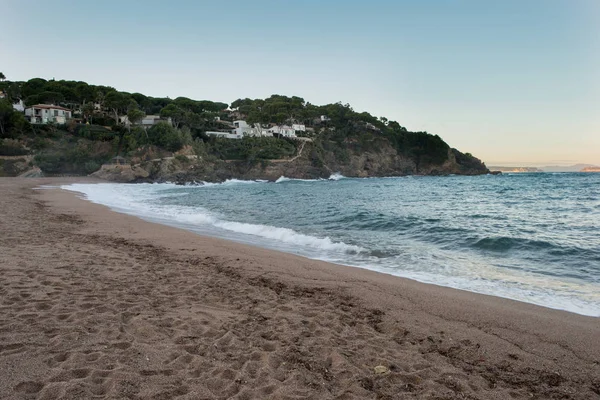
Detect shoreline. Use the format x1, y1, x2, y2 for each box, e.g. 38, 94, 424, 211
61, 177, 598, 317
1, 177, 599, 399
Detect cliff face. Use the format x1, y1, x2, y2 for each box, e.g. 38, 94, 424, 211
0, 156, 34, 177
93, 141, 489, 183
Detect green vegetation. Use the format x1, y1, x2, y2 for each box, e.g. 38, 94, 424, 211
30, 126, 113, 175
0, 76, 486, 177
228, 95, 454, 172
209, 137, 297, 161
0, 99, 29, 138
0, 139, 29, 156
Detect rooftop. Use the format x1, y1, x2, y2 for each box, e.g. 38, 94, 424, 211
28, 104, 71, 112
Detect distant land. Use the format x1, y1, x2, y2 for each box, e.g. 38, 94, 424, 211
540, 164, 599, 173
488, 166, 543, 173
489, 164, 600, 173
581, 166, 600, 173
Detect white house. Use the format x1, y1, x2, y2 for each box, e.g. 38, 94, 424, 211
119, 115, 130, 126
13, 100, 25, 112
365, 122, 381, 132
117, 115, 171, 128
232, 120, 258, 137
291, 124, 306, 132
25, 105, 72, 124
207, 120, 305, 139
269, 125, 297, 138
205, 131, 243, 139
0, 91, 25, 112
141, 115, 165, 128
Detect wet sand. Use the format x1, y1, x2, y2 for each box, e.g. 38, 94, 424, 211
0, 177, 599, 399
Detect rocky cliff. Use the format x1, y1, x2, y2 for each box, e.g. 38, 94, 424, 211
93, 141, 489, 183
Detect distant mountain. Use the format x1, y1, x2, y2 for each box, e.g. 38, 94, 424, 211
540, 164, 598, 172
488, 166, 543, 173
581, 166, 600, 172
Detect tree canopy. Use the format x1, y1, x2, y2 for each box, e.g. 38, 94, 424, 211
0, 76, 462, 172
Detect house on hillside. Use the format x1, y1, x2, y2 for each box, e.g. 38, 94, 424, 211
24, 104, 72, 124
291, 124, 306, 132
0, 91, 25, 112
141, 115, 170, 128
228, 110, 243, 120
232, 120, 266, 137
269, 125, 297, 138
118, 115, 171, 129
205, 131, 243, 139
119, 115, 130, 126
206, 120, 305, 139
365, 122, 381, 132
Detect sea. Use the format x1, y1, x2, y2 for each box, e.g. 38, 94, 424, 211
62, 172, 600, 317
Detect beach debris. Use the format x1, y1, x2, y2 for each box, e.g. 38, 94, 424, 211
374, 365, 389, 374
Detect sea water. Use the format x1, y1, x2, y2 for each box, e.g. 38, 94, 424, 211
63, 173, 600, 316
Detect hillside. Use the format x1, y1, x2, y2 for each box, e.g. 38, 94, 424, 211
541, 164, 598, 172
581, 166, 600, 172
0, 77, 489, 181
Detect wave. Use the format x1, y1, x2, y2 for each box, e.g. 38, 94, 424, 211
61, 183, 363, 255
275, 176, 316, 183
471, 236, 558, 252
213, 220, 363, 254
275, 173, 346, 183
468, 236, 600, 268
197, 178, 263, 187
328, 173, 346, 181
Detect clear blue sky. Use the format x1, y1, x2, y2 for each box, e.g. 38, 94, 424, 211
3, 0, 599, 165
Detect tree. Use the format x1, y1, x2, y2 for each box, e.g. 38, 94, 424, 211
0, 100, 13, 136
75, 83, 97, 105
22, 78, 48, 98
147, 122, 185, 152
82, 102, 95, 124
5, 83, 22, 103
0, 72, 5, 81
38, 91, 65, 105
0, 99, 28, 138
105, 92, 132, 124
160, 104, 186, 128
127, 108, 145, 132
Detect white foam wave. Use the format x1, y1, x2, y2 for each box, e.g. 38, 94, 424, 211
61, 183, 362, 256
275, 176, 319, 183
198, 178, 262, 187
328, 173, 346, 181
214, 220, 363, 254
275, 174, 346, 183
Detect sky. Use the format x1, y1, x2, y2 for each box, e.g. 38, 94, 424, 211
2, 0, 599, 166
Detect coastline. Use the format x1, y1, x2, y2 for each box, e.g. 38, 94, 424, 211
1, 177, 599, 399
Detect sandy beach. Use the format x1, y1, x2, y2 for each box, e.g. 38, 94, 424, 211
0, 178, 598, 400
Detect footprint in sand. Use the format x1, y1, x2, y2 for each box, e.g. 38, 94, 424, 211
14, 381, 45, 394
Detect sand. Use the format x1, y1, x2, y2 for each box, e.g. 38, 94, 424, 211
0, 177, 598, 400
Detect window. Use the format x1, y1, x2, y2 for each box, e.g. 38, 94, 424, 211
54, 110, 58, 116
